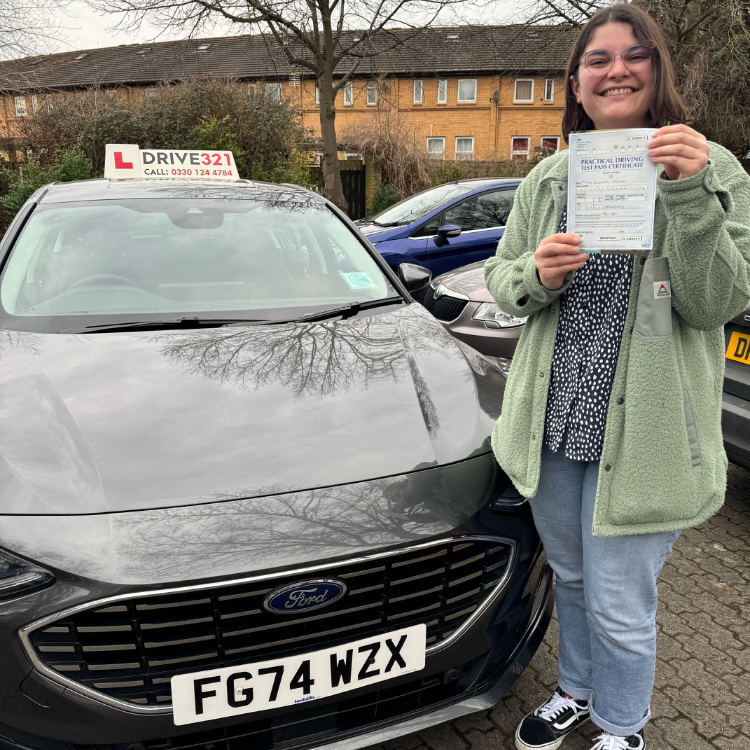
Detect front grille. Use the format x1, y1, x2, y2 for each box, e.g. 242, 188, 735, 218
28, 538, 512, 709
74, 662, 477, 750
423, 288, 469, 322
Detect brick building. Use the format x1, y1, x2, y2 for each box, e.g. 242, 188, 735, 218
0, 25, 574, 163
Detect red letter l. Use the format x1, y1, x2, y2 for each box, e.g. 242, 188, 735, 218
114, 151, 133, 169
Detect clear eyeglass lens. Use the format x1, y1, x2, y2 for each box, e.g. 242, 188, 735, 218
584, 46, 651, 71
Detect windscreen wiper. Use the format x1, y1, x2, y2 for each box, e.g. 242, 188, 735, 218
288, 296, 405, 324
56, 317, 271, 334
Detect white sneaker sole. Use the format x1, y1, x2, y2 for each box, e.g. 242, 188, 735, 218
514, 715, 590, 750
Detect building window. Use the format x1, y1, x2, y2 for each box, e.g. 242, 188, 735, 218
511, 136, 531, 161
14, 96, 27, 116
541, 136, 560, 153
45, 96, 53, 113
514, 79, 534, 103
315, 84, 320, 105
413, 80, 423, 104
343, 81, 353, 105
426, 137, 445, 159
316, 151, 323, 166
544, 78, 554, 103
367, 81, 377, 105
31, 94, 38, 113
457, 79, 477, 103
247, 82, 258, 94
266, 82, 282, 101
145, 87, 159, 98
455, 136, 474, 160
437, 79, 447, 104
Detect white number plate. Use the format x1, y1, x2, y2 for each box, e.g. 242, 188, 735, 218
171, 624, 426, 726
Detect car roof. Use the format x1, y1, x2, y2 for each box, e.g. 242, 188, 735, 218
453, 178, 521, 190
37, 178, 322, 204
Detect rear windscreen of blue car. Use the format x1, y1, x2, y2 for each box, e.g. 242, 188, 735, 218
1, 198, 397, 328
370, 184, 474, 226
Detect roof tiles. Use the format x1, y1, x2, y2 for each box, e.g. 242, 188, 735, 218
0, 25, 574, 93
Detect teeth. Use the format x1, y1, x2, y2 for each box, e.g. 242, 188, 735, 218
603, 88, 634, 96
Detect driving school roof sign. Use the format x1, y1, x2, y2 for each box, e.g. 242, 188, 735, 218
104, 144, 240, 181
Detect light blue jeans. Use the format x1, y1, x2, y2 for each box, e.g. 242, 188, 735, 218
529, 445, 681, 736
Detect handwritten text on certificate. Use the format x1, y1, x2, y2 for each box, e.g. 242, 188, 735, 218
568, 129, 657, 253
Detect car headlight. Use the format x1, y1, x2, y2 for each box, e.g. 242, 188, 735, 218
472, 303, 527, 327
0, 549, 54, 602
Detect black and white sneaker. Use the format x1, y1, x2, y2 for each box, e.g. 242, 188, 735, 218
515, 686, 590, 749
589, 730, 645, 749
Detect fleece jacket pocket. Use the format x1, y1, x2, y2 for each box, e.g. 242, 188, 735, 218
635, 257, 673, 340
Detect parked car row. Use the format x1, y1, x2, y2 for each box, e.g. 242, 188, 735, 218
363, 178, 750, 472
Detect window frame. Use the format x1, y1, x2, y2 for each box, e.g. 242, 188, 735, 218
426, 137, 445, 159
14, 96, 27, 117
265, 82, 282, 101
366, 81, 377, 106
543, 78, 555, 103
541, 136, 560, 153
437, 79, 447, 104
315, 84, 319, 106
343, 81, 353, 106
513, 78, 535, 104
456, 79, 477, 104
455, 136, 475, 161
511, 136, 531, 160
413, 79, 423, 105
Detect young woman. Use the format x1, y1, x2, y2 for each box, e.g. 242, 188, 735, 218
485, 5, 750, 750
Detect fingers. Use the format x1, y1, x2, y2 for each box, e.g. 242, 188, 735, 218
652, 124, 706, 141
540, 232, 582, 246
538, 252, 589, 268
537, 242, 587, 259
648, 132, 707, 151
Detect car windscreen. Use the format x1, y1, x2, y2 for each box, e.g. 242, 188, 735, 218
370, 183, 473, 226
0, 197, 398, 332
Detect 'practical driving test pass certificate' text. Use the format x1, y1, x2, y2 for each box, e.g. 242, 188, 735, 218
568, 128, 658, 253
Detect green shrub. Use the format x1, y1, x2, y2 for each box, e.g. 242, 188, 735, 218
0, 149, 97, 218
19, 78, 310, 181
370, 182, 401, 214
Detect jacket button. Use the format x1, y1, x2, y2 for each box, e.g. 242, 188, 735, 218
540, 371, 545, 378
616, 397, 624, 405
605, 464, 611, 472
531, 434, 536, 440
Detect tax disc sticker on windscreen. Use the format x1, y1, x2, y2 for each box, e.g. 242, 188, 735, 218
339, 271, 378, 290
105, 144, 240, 181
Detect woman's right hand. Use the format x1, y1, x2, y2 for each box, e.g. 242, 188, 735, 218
534, 233, 589, 290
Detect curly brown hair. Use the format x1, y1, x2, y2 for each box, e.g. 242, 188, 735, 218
562, 4, 688, 142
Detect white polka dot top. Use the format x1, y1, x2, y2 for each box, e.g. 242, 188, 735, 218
543, 206, 634, 462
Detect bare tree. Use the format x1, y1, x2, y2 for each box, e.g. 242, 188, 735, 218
514, 0, 750, 156
0, 0, 68, 59
87, 0, 474, 209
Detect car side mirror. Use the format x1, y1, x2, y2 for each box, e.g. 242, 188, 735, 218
434, 224, 462, 248
397, 263, 432, 296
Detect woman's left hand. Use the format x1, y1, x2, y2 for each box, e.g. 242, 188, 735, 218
648, 124, 710, 180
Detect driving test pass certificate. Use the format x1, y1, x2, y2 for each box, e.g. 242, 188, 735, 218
568, 128, 658, 253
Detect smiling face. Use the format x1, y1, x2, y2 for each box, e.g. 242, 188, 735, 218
570, 21, 655, 131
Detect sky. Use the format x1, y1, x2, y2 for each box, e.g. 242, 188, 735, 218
49, 1, 518, 55
54, 2, 235, 52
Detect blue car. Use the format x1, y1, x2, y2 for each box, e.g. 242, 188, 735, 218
355, 178, 520, 278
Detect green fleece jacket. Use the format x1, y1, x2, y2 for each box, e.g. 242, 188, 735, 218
484, 143, 750, 536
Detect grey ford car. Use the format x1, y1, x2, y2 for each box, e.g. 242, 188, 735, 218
0, 178, 551, 750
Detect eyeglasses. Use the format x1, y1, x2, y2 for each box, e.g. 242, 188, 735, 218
580, 45, 653, 73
